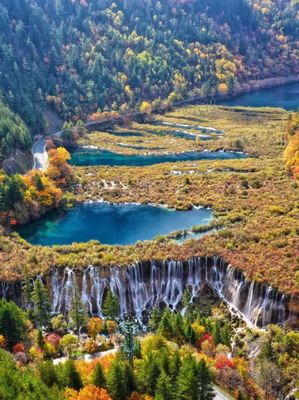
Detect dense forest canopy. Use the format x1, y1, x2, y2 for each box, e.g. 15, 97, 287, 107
0, 0, 298, 149
0, 100, 31, 163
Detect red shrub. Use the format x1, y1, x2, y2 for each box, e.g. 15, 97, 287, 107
12, 343, 25, 354
215, 354, 235, 370
197, 333, 213, 348
45, 333, 61, 349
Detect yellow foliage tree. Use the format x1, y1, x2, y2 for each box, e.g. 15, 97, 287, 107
218, 83, 229, 94
140, 101, 152, 114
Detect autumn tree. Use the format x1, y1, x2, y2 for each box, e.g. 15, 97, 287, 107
76, 385, 112, 400
47, 147, 74, 187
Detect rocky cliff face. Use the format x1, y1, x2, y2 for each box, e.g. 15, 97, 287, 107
2, 149, 33, 174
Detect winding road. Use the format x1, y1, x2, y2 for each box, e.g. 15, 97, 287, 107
32, 137, 48, 170
32, 131, 61, 171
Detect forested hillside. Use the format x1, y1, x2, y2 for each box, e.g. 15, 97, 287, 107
0, 0, 298, 143
0, 100, 31, 163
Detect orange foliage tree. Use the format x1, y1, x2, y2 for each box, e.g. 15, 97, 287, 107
77, 385, 111, 400
65, 385, 112, 400
47, 147, 74, 187
87, 317, 103, 341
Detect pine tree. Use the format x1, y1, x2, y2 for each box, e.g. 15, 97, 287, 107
184, 322, 196, 345
156, 347, 170, 375
172, 312, 184, 344
37, 329, 45, 349
107, 359, 127, 400
102, 290, 120, 320
32, 279, 51, 329
157, 309, 173, 339
140, 351, 160, 396
92, 363, 106, 388
123, 363, 136, 394
220, 323, 231, 347
22, 275, 33, 310
154, 370, 174, 400
212, 320, 221, 346
170, 350, 181, 381
197, 360, 214, 400
176, 355, 198, 400
38, 361, 58, 387
69, 282, 88, 338
120, 320, 138, 367
64, 360, 83, 391
148, 306, 162, 330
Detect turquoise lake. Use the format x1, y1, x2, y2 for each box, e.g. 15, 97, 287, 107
219, 82, 299, 110
16, 203, 213, 246
70, 149, 246, 167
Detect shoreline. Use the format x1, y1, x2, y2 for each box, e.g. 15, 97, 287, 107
175, 75, 299, 107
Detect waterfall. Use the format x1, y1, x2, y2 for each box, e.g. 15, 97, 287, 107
47, 257, 289, 327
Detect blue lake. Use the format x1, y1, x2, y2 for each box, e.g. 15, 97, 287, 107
16, 203, 213, 246
219, 82, 299, 110
70, 149, 246, 167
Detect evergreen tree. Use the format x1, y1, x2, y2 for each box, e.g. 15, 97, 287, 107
172, 312, 184, 344
120, 319, 139, 367
140, 351, 160, 396
32, 279, 51, 329
92, 362, 106, 388
176, 355, 198, 400
107, 359, 128, 400
154, 370, 174, 400
22, 275, 33, 311
37, 329, 45, 350
148, 306, 162, 330
170, 350, 181, 381
182, 287, 192, 309
220, 323, 231, 347
38, 361, 59, 387
63, 360, 83, 391
0, 299, 27, 350
184, 322, 196, 345
157, 308, 173, 339
123, 362, 136, 394
69, 282, 88, 338
102, 290, 120, 320
197, 360, 214, 400
212, 320, 221, 346
156, 347, 170, 375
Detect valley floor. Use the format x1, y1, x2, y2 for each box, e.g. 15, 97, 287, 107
1, 105, 298, 301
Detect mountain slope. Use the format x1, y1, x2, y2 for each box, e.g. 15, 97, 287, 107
0, 0, 298, 138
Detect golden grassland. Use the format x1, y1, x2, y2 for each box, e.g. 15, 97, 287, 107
78, 124, 199, 155
0, 106, 298, 297
78, 105, 287, 156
